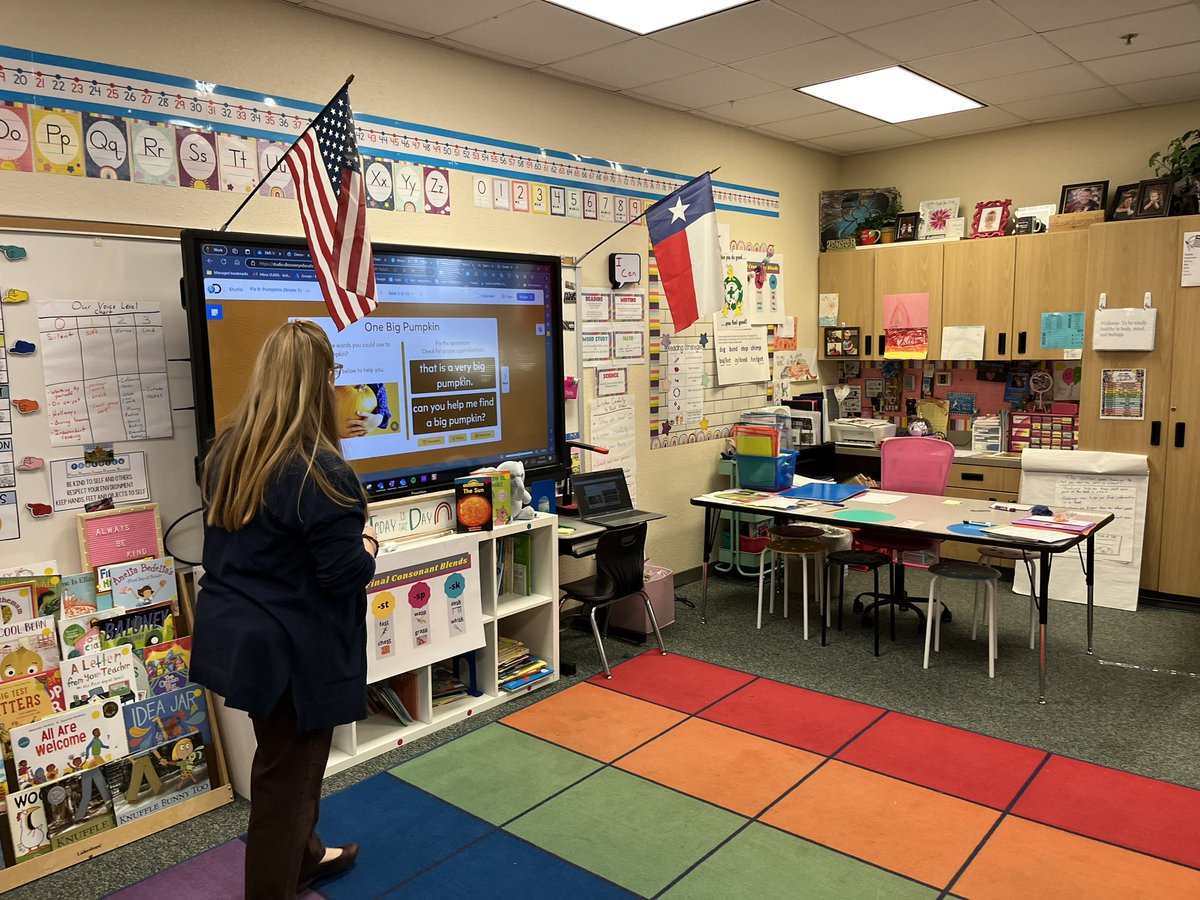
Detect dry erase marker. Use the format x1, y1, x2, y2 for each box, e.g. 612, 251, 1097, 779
963, 520, 993, 527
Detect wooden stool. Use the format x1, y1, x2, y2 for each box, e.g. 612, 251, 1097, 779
823, 549, 892, 656
768, 523, 824, 540
757, 538, 825, 640
924, 561, 1001, 677
976, 545, 1037, 650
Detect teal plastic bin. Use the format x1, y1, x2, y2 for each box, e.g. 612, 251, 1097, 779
735, 451, 797, 491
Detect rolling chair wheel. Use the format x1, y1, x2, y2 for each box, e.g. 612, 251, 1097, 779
941, 606, 953, 624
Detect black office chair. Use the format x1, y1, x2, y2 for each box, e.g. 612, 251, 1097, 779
559, 522, 667, 679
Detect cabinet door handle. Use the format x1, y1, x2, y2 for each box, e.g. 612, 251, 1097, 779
961, 472, 984, 482
1176, 422, 1186, 448
998, 332, 1007, 355
864, 334, 873, 357
1017, 331, 1027, 355
1151, 421, 1162, 446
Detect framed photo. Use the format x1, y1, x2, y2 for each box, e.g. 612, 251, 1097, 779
1110, 183, 1139, 221
895, 211, 919, 242
824, 327, 860, 358
1059, 181, 1108, 215
1135, 178, 1172, 218
917, 197, 960, 240
77, 503, 163, 571
970, 199, 1012, 238
818, 187, 898, 251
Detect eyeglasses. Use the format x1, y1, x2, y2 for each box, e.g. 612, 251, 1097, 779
331, 363, 344, 379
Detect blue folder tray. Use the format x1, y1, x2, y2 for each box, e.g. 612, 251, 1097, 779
781, 483, 869, 502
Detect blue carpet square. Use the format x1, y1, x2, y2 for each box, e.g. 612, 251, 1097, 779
381, 830, 637, 898
313, 774, 493, 898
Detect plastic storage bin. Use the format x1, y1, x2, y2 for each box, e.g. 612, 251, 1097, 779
608, 565, 675, 633
736, 451, 798, 491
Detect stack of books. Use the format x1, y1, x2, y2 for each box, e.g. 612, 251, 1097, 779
498, 636, 553, 692
367, 676, 416, 725
432, 664, 469, 708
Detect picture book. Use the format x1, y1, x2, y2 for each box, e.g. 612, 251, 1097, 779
511, 532, 532, 596
0, 580, 37, 626
57, 608, 108, 659
5, 784, 50, 863
104, 556, 177, 610
0, 669, 65, 758
94, 601, 175, 655
39, 768, 116, 849
59, 572, 114, 618
103, 734, 210, 826
61, 646, 142, 710
123, 684, 210, 753
9, 698, 130, 789
0, 616, 61, 677
143, 637, 191, 695
0, 576, 63, 620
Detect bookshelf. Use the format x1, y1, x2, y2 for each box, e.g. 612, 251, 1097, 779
212, 513, 560, 796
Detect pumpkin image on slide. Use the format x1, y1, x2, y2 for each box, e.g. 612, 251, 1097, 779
335, 383, 392, 438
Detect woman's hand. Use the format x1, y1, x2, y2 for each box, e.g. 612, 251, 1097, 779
363, 523, 380, 557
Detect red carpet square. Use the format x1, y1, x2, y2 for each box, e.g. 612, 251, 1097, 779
837, 711, 1046, 809
587, 651, 755, 713
700, 677, 882, 756
1013, 754, 1200, 870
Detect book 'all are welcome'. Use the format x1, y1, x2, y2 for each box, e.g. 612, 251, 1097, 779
9, 698, 129, 789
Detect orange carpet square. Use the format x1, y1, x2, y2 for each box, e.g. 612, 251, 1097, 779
955, 815, 1200, 899
501, 682, 685, 762
701, 677, 882, 755
762, 760, 999, 888
616, 717, 823, 817
837, 712, 1046, 809
587, 651, 756, 713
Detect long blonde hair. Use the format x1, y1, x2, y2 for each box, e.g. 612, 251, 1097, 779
202, 319, 362, 529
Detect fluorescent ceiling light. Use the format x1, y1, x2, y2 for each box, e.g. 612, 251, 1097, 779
797, 67, 982, 123
546, 1, 753, 35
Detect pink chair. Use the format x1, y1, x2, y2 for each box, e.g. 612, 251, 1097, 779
855, 437, 955, 637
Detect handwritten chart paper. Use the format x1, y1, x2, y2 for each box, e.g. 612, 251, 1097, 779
589, 394, 637, 502
39, 302, 173, 446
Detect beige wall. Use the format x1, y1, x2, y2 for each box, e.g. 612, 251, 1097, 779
2, 0, 839, 576
839, 102, 1200, 220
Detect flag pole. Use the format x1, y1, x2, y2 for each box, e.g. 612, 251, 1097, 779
573, 166, 720, 267
217, 74, 356, 233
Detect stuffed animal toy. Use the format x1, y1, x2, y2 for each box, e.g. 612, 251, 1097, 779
495, 460, 535, 520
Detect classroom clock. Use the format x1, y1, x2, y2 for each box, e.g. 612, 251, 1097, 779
609, 252, 641, 288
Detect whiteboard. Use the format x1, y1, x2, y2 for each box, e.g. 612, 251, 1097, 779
0, 228, 204, 574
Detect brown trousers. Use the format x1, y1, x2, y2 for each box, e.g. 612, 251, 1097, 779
245, 688, 334, 899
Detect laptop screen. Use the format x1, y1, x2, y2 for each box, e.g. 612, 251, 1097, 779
573, 469, 632, 516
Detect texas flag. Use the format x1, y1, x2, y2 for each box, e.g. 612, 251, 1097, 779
646, 172, 724, 333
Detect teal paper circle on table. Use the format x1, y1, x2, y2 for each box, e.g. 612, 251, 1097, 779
832, 509, 898, 524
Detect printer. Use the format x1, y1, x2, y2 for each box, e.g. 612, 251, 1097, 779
830, 417, 898, 447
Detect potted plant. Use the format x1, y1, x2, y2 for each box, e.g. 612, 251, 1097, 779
1148, 129, 1200, 216
861, 193, 904, 243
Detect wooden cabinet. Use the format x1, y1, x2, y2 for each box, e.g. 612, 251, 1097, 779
940, 464, 1021, 565
874, 242, 943, 359
817, 250, 875, 359
1013, 231, 1089, 359
942, 237, 1016, 359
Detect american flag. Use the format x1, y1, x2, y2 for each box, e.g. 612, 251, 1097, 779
285, 84, 377, 331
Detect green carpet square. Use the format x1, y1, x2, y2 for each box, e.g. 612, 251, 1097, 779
663, 823, 938, 899
505, 767, 745, 897
390, 723, 601, 824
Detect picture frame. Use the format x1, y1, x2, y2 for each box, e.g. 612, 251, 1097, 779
970, 199, 1012, 238
1059, 181, 1108, 215
77, 502, 163, 572
1109, 183, 1139, 221
1135, 178, 1172, 218
894, 211, 919, 242
824, 326, 860, 358
917, 198, 959, 240
818, 187, 898, 251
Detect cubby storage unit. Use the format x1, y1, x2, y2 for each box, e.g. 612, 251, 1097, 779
209, 512, 560, 797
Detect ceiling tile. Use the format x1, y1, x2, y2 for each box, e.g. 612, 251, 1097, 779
956, 64, 1104, 105
909, 35, 1071, 86
772, 0, 968, 34
758, 108, 882, 139
299, 0, 434, 37
622, 66, 780, 108
653, 3, 832, 64
992, 0, 1186, 33
430, 35, 543, 69
544, 38, 712, 90
851, 1, 1033, 61
443, 3, 629, 66
902, 105, 1027, 136
698, 89, 835, 125
808, 126, 929, 153
732, 36, 895, 87
1115, 71, 1200, 104
300, 0, 528, 36
1000, 85, 1136, 121
1042, 4, 1200, 61
1083, 41, 1200, 84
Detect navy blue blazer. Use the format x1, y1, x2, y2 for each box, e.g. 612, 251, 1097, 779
192, 451, 376, 732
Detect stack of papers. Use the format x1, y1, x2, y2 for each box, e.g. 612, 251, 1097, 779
1011, 515, 1094, 533
981, 525, 1073, 543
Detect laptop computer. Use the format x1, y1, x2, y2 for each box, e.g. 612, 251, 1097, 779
572, 469, 665, 527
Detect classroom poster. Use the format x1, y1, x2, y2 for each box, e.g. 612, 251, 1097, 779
1100, 369, 1146, 420
666, 343, 704, 428
713, 313, 769, 385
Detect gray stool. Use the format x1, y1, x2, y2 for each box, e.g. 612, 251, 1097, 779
924, 560, 1001, 677
976, 545, 1037, 650
824, 549, 891, 656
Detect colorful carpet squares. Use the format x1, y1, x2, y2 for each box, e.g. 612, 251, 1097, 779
112, 652, 1200, 898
